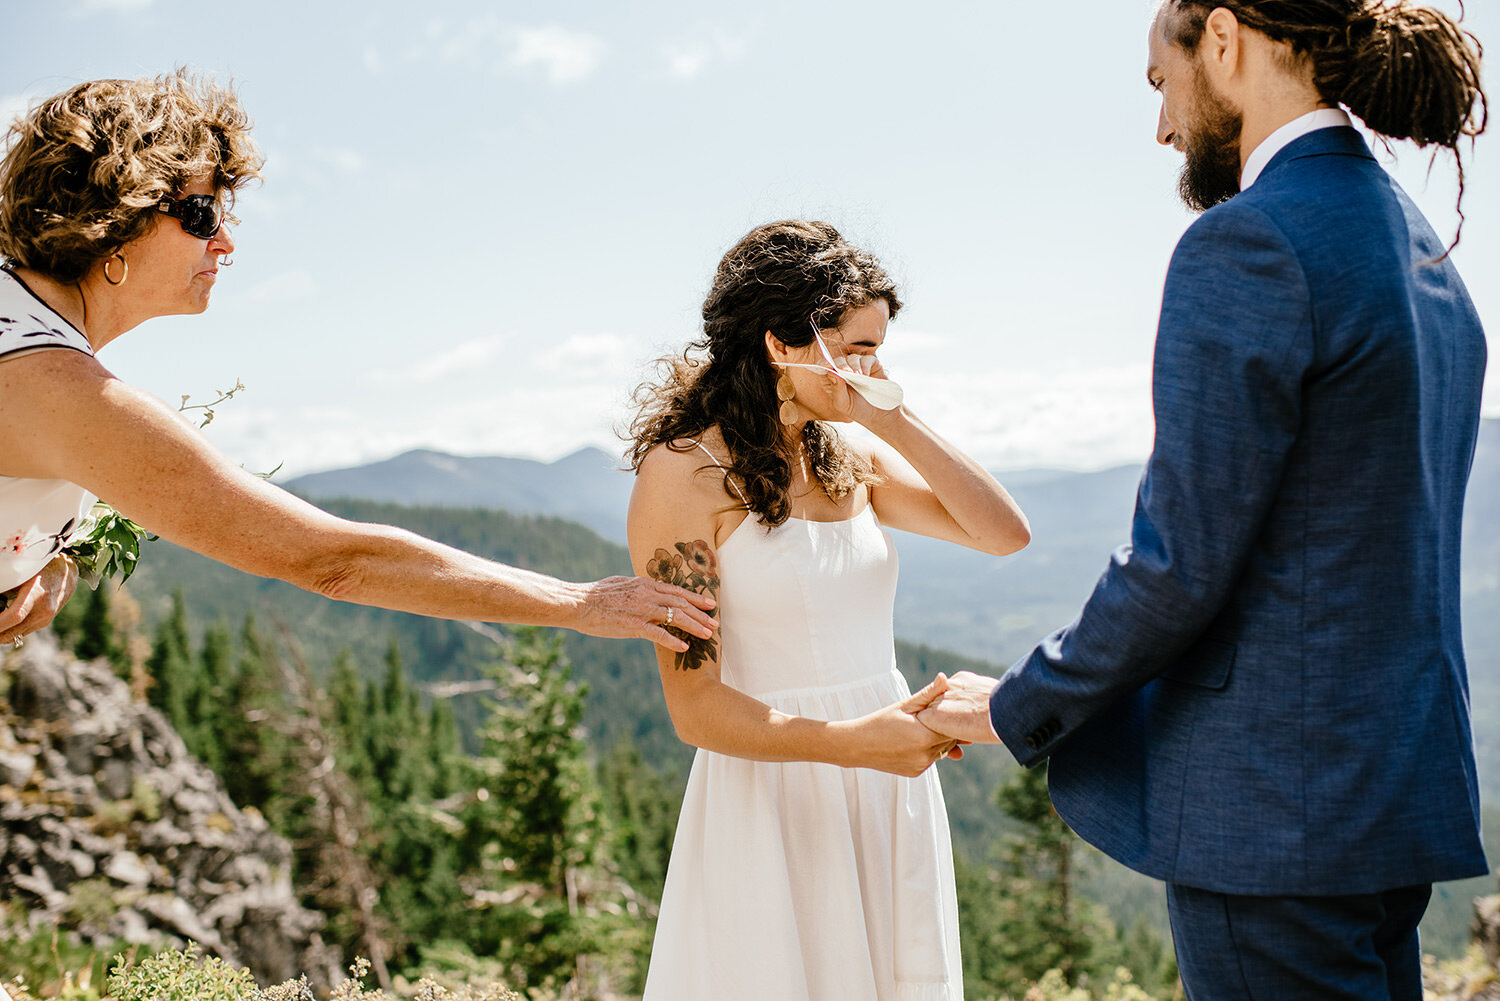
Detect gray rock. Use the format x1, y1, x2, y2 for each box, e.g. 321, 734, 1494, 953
8, 639, 71, 719
171, 787, 218, 818
108, 906, 152, 944
10, 832, 36, 860
2, 631, 335, 990
97, 756, 132, 800
1477, 893, 1499, 968
11, 865, 65, 912
0, 748, 36, 788
103, 850, 151, 887
138, 893, 232, 960
66, 849, 96, 879
61, 725, 99, 775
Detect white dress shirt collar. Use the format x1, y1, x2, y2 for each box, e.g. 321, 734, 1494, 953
1240, 108, 1352, 191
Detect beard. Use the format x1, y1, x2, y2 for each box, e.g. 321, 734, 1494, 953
1176, 66, 1244, 213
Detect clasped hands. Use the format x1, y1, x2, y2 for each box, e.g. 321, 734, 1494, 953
871, 671, 1003, 777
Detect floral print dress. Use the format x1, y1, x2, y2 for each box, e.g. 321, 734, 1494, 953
0, 268, 97, 593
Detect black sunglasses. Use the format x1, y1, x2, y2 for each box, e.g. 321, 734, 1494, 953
155, 194, 228, 240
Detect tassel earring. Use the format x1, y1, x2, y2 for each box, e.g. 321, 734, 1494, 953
777, 372, 798, 425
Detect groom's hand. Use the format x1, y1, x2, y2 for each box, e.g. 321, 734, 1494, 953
916, 670, 1004, 745
901, 674, 968, 761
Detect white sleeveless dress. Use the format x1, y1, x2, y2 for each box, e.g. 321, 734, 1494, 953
643, 457, 963, 1001
0, 268, 97, 593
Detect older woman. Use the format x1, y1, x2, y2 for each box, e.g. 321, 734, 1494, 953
0, 73, 714, 649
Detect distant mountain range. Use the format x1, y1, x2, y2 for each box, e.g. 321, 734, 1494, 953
285, 448, 635, 542
283, 418, 1498, 668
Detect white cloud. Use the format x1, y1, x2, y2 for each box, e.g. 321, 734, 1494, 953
661, 29, 747, 81
364, 336, 510, 386
664, 47, 711, 81
892, 354, 1156, 471
402, 18, 605, 85
508, 25, 605, 85
313, 148, 366, 174
538, 332, 638, 380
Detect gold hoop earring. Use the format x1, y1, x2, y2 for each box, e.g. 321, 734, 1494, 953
102, 253, 128, 286
777, 373, 799, 425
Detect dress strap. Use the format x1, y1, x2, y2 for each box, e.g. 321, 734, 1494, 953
693, 441, 750, 507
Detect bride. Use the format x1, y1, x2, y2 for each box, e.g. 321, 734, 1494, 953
626, 219, 1030, 1000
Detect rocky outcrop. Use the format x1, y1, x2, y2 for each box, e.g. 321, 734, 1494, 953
1479, 892, 1500, 969
0, 632, 340, 988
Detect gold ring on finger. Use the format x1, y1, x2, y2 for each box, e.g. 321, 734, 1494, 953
665, 607, 674, 627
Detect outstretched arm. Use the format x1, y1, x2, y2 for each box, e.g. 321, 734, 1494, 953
0, 352, 715, 649
628, 443, 956, 776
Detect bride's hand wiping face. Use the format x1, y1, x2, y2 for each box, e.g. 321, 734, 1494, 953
769, 299, 901, 426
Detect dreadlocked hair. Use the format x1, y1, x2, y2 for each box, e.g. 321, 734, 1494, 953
1165, 0, 1486, 246
627, 220, 901, 528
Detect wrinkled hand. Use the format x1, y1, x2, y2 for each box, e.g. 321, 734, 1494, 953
0, 555, 79, 646
573, 575, 717, 653
916, 670, 1004, 745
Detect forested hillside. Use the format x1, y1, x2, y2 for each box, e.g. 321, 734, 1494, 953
122, 500, 1016, 852
116, 485, 1498, 962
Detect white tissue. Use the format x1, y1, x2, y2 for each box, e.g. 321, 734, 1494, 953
774, 333, 904, 411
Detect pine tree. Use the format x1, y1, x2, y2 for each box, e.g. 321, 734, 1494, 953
957, 762, 1112, 995
186, 624, 234, 773
217, 615, 292, 825
145, 591, 194, 734
78, 584, 125, 671
459, 628, 628, 995
597, 736, 679, 904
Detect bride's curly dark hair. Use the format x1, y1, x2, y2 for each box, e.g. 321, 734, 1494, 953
628, 220, 902, 528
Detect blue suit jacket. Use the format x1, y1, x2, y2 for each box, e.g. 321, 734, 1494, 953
989, 127, 1489, 896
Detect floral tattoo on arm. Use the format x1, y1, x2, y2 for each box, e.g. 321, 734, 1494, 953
647, 540, 720, 671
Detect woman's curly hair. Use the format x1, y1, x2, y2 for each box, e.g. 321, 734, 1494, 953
628, 220, 902, 528
0, 70, 263, 282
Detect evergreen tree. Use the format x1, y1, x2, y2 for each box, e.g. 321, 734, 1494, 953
145, 591, 194, 734
186, 623, 234, 773
50, 582, 128, 677
329, 650, 374, 795
78, 585, 126, 671
459, 628, 631, 995
596, 736, 679, 904
428, 699, 461, 800
216, 615, 292, 826
957, 762, 1112, 996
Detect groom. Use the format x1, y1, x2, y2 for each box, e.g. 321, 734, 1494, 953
920, 2, 1489, 998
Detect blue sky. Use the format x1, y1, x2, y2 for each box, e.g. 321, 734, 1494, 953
3, 0, 1496, 477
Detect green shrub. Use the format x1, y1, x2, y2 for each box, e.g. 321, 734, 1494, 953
107, 946, 260, 1000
